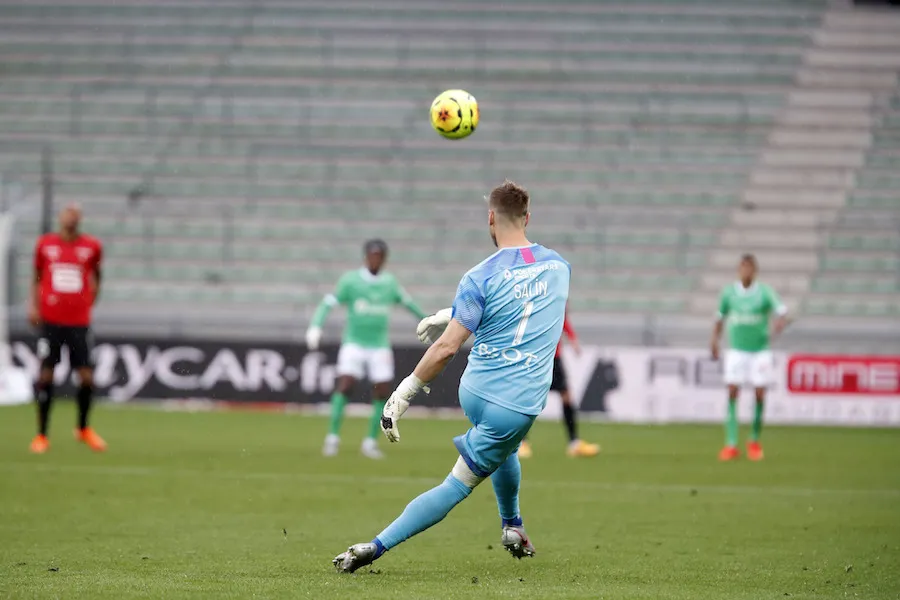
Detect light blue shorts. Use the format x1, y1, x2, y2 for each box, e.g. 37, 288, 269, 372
453, 387, 536, 478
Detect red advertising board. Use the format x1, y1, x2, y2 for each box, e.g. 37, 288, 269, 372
787, 355, 900, 395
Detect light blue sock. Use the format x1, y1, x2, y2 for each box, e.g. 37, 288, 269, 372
491, 453, 521, 521
375, 474, 472, 551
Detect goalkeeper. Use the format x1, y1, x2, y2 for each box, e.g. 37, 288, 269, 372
307, 239, 427, 459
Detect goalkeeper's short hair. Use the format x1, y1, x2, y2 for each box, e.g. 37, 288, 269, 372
488, 180, 529, 223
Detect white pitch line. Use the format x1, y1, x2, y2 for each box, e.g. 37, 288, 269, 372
3, 462, 899, 499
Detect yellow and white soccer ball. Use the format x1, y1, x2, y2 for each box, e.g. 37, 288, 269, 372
430, 89, 479, 140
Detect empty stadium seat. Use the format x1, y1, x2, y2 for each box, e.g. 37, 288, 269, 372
3, 0, 898, 329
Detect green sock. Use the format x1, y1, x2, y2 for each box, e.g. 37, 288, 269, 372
751, 401, 764, 441
725, 400, 738, 447
328, 392, 348, 436
368, 399, 387, 440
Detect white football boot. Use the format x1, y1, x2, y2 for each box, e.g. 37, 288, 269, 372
333, 542, 378, 573
501, 525, 536, 559
360, 437, 384, 460
322, 434, 340, 457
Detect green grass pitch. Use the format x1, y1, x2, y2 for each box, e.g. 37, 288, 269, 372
1, 403, 899, 599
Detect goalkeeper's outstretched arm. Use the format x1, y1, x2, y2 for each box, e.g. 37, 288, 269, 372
381, 319, 472, 442
413, 318, 471, 382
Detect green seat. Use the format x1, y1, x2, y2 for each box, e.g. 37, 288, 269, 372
1, 0, 834, 318
849, 195, 898, 209
822, 255, 900, 272
829, 235, 900, 252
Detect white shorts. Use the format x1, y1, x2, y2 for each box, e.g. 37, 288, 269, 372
724, 349, 774, 388
336, 343, 394, 383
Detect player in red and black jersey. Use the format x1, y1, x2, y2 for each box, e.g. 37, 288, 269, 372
28, 204, 106, 454
518, 309, 600, 458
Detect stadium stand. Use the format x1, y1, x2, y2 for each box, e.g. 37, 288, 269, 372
1, 0, 898, 344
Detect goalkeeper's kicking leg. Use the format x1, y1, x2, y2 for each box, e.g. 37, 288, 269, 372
333, 388, 536, 572
332, 456, 481, 573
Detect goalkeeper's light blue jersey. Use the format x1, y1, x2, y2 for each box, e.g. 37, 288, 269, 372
451, 244, 570, 416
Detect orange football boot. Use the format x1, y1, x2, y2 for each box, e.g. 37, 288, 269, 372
718, 446, 740, 461
517, 440, 533, 459
746, 441, 764, 461
29, 434, 50, 454
75, 427, 107, 452
567, 439, 601, 458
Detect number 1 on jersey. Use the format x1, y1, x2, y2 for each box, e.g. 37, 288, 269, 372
513, 301, 534, 345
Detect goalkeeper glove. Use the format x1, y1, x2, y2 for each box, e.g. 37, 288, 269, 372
381, 374, 429, 443
305, 326, 322, 350
416, 308, 452, 345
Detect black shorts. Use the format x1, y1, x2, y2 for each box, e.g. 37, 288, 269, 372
549, 356, 568, 392
38, 323, 94, 369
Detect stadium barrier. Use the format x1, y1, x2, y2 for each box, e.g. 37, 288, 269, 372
574, 347, 900, 427
6, 335, 900, 426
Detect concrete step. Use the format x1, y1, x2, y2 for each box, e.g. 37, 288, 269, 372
787, 90, 872, 109
709, 250, 817, 271
813, 29, 900, 49
795, 67, 899, 90
768, 129, 871, 149
689, 295, 721, 319
741, 188, 846, 209
690, 293, 802, 317
823, 10, 900, 33
749, 169, 854, 190
824, 249, 900, 262
720, 229, 820, 250
760, 149, 865, 169
806, 292, 900, 303
779, 108, 872, 128
730, 208, 839, 228
807, 49, 900, 69
699, 272, 810, 295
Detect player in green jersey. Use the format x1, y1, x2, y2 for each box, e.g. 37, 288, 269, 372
306, 239, 427, 459
710, 254, 788, 462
